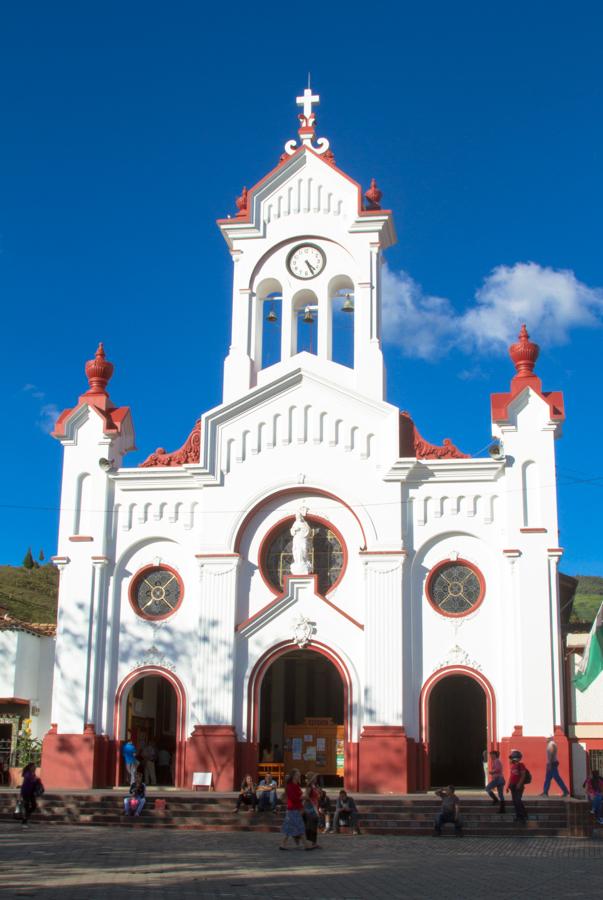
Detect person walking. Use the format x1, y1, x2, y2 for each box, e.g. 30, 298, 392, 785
485, 750, 506, 813
280, 769, 311, 850
506, 750, 528, 822
583, 770, 603, 823
541, 736, 570, 797
302, 771, 321, 849
142, 741, 157, 786
19, 762, 43, 829
122, 734, 138, 785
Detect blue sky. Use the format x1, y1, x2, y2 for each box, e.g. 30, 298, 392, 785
1, 2, 602, 575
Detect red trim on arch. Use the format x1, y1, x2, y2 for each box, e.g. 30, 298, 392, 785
233, 487, 368, 554
246, 640, 356, 788
127, 563, 185, 622
420, 665, 497, 745
424, 557, 486, 619
113, 666, 187, 787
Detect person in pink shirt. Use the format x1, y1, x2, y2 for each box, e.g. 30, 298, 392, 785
485, 750, 505, 812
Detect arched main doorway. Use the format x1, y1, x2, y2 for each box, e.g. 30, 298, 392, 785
427, 674, 488, 788
115, 667, 186, 787
259, 648, 345, 787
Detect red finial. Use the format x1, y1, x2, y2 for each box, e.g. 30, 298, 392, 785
365, 178, 382, 210
235, 187, 248, 217
84, 342, 114, 395
509, 324, 540, 378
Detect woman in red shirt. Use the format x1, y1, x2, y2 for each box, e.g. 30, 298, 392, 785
280, 769, 311, 850
303, 771, 321, 849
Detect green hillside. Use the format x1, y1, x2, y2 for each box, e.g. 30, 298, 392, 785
0, 564, 59, 623
571, 575, 603, 625
0, 564, 600, 627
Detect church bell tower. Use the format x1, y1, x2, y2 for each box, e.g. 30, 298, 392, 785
218, 86, 396, 404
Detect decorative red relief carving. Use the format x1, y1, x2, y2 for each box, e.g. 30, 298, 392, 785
139, 419, 201, 468
365, 178, 382, 210
235, 187, 248, 217
399, 411, 470, 460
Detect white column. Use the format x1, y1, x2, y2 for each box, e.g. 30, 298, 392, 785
89, 556, 110, 728
362, 552, 405, 726
547, 549, 565, 727
194, 554, 240, 725
281, 289, 294, 361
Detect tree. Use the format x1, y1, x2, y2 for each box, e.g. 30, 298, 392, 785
38, 549, 45, 562
22, 548, 34, 569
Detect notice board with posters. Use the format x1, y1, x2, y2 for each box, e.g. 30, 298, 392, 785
283, 718, 344, 779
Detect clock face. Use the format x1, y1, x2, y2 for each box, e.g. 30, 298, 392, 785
131, 566, 183, 620
287, 244, 326, 280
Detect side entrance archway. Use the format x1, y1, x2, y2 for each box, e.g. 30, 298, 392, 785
114, 666, 186, 787
421, 666, 496, 789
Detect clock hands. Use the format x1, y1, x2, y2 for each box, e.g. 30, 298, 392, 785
305, 260, 315, 275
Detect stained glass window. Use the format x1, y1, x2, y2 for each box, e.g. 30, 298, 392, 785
428, 562, 483, 615
263, 518, 344, 595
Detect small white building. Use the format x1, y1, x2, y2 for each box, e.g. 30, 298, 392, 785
41, 87, 577, 792
0, 610, 55, 768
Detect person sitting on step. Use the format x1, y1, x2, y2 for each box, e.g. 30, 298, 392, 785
257, 773, 278, 812
124, 771, 146, 817
333, 790, 360, 834
433, 785, 463, 836
234, 774, 258, 812
318, 787, 333, 833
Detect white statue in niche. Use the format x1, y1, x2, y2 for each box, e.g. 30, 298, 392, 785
290, 507, 313, 575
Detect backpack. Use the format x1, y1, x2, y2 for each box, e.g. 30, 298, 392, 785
523, 768, 532, 785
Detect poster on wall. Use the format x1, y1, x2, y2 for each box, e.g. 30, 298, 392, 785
304, 734, 313, 742
304, 746, 317, 761
316, 738, 326, 751
292, 737, 302, 760
336, 739, 345, 775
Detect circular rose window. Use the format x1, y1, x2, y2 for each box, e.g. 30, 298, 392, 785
129, 565, 184, 620
426, 560, 484, 617
261, 517, 345, 596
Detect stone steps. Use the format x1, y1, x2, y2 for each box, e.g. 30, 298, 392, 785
0, 792, 579, 836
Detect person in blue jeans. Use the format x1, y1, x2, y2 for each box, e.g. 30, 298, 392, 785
257, 775, 278, 811
541, 737, 569, 797
485, 750, 506, 812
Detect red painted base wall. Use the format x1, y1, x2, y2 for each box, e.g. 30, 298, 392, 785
499, 728, 571, 796
358, 726, 416, 793
41, 727, 110, 789
185, 725, 236, 791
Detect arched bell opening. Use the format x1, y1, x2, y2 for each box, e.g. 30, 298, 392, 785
329, 274, 355, 369
293, 289, 318, 356
255, 278, 283, 371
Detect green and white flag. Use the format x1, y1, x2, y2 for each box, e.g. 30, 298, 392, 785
574, 599, 603, 692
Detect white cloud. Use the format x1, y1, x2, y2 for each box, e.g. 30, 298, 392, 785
38, 403, 60, 435
381, 261, 603, 360
22, 384, 60, 434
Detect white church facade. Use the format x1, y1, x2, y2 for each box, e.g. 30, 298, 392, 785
42, 88, 578, 793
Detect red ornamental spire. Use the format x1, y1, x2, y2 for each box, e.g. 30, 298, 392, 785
365, 178, 382, 210
84, 342, 114, 395
235, 187, 248, 217
509, 324, 540, 378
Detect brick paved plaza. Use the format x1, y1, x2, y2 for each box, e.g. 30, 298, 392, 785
1, 822, 601, 899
